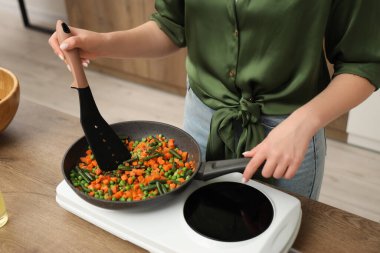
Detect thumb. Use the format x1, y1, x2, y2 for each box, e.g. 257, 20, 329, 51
59, 36, 81, 51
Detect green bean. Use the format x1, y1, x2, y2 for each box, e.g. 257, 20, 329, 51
143, 153, 162, 161
149, 179, 167, 185
118, 164, 132, 171
141, 184, 158, 192
185, 170, 193, 177
169, 149, 182, 159
147, 145, 159, 154
161, 184, 168, 194
125, 156, 138, 163
84, 171, 95, 181
75, 167, 90, 184
80, 184, 91, 193
156, 182, 164, 195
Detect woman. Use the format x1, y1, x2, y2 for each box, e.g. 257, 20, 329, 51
49, 0, 380, 200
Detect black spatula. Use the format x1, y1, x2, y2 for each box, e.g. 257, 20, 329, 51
56, 20, 130, 171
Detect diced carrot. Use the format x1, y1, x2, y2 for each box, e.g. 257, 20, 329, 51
111, 185, 118, 194
123, 191, 131, 199
168, 139, 175, 149
88, 191, 95, 197
86, 149, 92, 155
113, 191, 123, 200
95, 167, 102, 175
85, 156, 92, 164
163, 164, 172, 172
157, 157, 165, 165
181, 152, 188, 161
102, 179, 110, 185
87, 163, 94, 170
164, 152, 172, 160
121, 174, 128, 181
135, 169, 144, 176
101, 185, 109, 193
127, 177, 134, 185
169, 183, 176, 189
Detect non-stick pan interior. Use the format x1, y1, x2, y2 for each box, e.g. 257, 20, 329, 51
62, 121, 201, 209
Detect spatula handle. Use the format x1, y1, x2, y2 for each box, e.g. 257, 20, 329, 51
55, 20, 89, 89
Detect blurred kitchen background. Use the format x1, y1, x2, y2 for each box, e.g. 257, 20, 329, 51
0, 1, 379, 222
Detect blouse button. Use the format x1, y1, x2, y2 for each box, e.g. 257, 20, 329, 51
234, 29, 239, 37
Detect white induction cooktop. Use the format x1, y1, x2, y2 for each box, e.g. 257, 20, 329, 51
56, 173, 301, 253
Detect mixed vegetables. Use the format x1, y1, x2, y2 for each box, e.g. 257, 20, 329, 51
69, 134, 196, 202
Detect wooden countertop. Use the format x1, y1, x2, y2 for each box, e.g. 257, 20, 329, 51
0, 99, 379, 252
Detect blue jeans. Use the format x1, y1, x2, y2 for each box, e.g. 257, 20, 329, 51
183, 87, 325, 200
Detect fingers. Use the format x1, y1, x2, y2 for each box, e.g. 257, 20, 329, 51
242, 152, 265, 183
241, 146, 303, 183
48, 32, 65, 60
284, 157, 302, 179
48, 32, 90, 69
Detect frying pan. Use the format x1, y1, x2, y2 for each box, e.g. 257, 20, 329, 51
62, 121, 250, 209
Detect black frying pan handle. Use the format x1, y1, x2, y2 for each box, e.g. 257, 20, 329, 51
196, 157, 251, 180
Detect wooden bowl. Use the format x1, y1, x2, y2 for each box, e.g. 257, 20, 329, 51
0, 67, 20, 133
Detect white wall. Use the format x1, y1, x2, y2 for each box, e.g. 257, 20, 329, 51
347, 91, 380, 152
0, 0, 67, 27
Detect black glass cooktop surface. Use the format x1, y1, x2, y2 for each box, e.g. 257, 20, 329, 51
183, 182, 274, 242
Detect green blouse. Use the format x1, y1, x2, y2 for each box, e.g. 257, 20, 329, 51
151, 0, 380, 161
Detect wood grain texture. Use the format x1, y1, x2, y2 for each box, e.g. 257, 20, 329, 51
294, 198, 380, 253
0, 100, 146, 253
64, 0, 188, 95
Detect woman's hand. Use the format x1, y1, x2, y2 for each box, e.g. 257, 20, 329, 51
242, 109, 318, 182
48, 25, 107, 67
48, 21, 180, 67
242, 73, 375, 183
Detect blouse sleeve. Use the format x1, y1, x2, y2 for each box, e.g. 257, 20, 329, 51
325, 0, 380, 90
150, 0, 186, 47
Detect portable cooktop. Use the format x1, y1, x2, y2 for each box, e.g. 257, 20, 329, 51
56, 173, 302, 253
